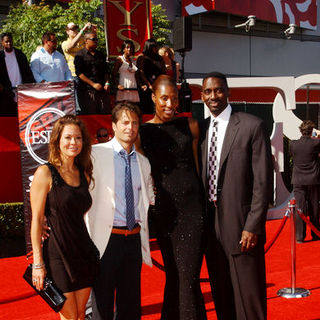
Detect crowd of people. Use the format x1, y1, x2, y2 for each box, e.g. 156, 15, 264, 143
0, 22, 180, 117
3, 20, 319, 320
29, 69, 274, 320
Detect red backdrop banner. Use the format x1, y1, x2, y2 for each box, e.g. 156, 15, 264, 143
182, 0, 317, 30
104, 0, 152, 58
17, 81, 76, 253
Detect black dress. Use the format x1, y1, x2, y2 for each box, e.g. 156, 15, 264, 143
43, 163, 99, 293
136, 54, 165, 114
140, 117, 207, 320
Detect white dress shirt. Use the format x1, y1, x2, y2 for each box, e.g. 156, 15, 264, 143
207, 104, 232, 179
112, 138, 141, 227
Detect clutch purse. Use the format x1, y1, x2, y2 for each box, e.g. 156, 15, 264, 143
23, 264, 66, 313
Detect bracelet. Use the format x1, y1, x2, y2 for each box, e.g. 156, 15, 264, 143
32, 263, 45, 269
80, 29, 84, 35
105, 82, 110, 86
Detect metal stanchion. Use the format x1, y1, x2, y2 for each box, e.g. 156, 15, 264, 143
277, 199, 311, 298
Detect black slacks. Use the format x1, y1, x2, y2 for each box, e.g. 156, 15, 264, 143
92, 233, 142, 320
294, 184, 320, 241
205, 202, 267, 320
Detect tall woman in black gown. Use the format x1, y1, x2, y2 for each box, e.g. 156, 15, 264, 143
137, 75, 207, 320
30, 115, 99, 320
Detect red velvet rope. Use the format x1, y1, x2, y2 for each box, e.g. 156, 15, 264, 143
296, 209, 320, 238
264, 214, 289, 254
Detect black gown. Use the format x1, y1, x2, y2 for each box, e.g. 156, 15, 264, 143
140, 117, 207, 320
43, 163, 99, 293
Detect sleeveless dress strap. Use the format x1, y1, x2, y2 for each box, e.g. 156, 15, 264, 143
44, 162, 61, 187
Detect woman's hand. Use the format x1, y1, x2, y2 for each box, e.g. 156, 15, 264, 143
32, 265, 47, 291
118, 84, 124, 90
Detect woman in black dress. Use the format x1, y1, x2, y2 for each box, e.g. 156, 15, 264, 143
136, 38, 166, 114
137, 75, 207, 320
30, 115, 99, 320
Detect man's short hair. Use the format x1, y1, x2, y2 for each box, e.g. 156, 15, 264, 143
111, 101, 142, 124
84, 32, 96, 40
299, 120, 315, 136
1, 32, 12, 41
203, 71, 228, 88
42, 32, 55, 45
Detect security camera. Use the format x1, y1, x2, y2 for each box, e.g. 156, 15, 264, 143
235, 15, 256, 32
284, 24, 296, 39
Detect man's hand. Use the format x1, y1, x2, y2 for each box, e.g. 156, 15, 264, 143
104, 83, 110, 91
83, 22, 92, 32
239, 230, 258, 253
92, 83, 103, 91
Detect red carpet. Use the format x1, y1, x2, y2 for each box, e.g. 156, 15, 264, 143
1, 219, 320, 320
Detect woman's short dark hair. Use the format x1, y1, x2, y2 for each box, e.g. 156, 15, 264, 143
121, 40, 135, 55
112, 101, 142, 124
299, 120, 315, 136
152, 74, 178, 94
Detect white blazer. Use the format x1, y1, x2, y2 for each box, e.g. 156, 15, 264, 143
85, 139, 154, 267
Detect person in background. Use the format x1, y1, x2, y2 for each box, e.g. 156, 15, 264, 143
112, 40, 139, 103
0, 32, 35, 116
30, 32, 72, 83
96, 127, 111, 144
137, 75, 207, 320
199, 72, 273, 320
74, 32, 111, 115
158, 47, 180, 83
30, 115, 99, 320
290, 120, 320, 243
136, 38, 166, 114
86, 102, 154, 320
62, 22, 93, 78
62, 22, 94, 115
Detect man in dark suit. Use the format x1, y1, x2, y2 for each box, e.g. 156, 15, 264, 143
290, 120, 320, 243
199, 72, 273, 320
0, 32, 35, 116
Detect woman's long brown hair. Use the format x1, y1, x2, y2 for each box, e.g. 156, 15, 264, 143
48, 115, 93, 183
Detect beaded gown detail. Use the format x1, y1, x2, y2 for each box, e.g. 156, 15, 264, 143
140, 117, 207, 320
43, 163, 99, 293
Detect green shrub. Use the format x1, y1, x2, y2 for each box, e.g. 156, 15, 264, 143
0, 203, 25, 239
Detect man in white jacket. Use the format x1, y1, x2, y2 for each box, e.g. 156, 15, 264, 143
86, 102, 154, 320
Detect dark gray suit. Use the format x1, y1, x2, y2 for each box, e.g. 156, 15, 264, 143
290, 136, 320, 241
199, 111, 273, 320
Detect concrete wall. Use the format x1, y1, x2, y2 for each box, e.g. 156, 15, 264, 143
184, 31, 320, 77
156, 0, 320, 78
